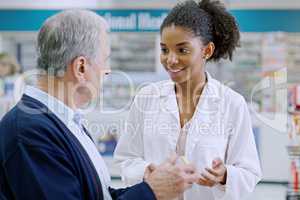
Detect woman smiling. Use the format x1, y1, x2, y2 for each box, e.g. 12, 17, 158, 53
114, 1, 262, 199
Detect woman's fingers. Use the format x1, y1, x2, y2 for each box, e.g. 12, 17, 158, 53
205, 167, 220, 177
167, 152, 178, 165
201, 170, 217, 183
212, 158, 223, 169
197, 175, 215, 187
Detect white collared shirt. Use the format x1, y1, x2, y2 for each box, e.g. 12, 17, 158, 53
25, 86, 112, 200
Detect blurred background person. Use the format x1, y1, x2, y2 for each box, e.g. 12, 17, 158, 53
0, 52, 23, 118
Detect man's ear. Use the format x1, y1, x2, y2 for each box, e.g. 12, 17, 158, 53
71, 56, 88, 82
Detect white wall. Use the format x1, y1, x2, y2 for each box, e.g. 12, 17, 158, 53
0, 0, 177, 9
258, 120, 290, 181
0, 0, 299, 9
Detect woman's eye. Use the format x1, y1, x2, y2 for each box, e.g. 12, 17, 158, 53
161, 48, 169, 54
179, 48, 189, 54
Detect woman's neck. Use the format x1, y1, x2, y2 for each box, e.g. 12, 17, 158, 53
175, 71, 207, 99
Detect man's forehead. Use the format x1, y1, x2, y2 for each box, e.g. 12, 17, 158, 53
99, 32, 111, 57
99, 16, 111, 42
99, 16, 110, 33
100, 30, 110, 46
97, 16, 111, 57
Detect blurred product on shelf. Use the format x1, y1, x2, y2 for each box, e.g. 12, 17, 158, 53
290, 85, 300, 110
295, 86, 300, 110
287, 86, 300, 199
110, 33, 156, 72
289, 113, 300, 145
288, 84, 300, 142
286, 145, 300, 199
97, 126, 118, 156
0, 52, 24, 119
289, 84, 300, 116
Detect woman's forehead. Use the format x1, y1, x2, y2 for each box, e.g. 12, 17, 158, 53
161, 26, 201, 45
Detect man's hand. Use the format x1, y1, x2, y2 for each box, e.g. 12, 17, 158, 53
197, 158, 227, 187
144, 154, 198, 200
144, 163, 157, 180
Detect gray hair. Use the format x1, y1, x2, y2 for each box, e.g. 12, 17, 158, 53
37, 9, 108, 76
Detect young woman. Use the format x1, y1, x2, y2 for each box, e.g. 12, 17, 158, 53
114, 0, 262, 199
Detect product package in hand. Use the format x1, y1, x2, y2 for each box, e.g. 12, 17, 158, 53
177, 156, 190, 165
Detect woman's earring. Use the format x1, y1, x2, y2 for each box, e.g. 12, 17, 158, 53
203, 55, 209, 60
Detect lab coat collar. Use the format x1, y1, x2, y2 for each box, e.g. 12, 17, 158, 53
159, 71, 222, 100
159, 71, 223, 123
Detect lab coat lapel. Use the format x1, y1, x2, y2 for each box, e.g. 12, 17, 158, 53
186, 72, 224, 156
160, 81, 180, 124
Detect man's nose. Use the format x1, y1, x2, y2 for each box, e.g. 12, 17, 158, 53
102, 67, 111, 75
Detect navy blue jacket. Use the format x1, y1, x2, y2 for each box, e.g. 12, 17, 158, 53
0, 95, 156, 200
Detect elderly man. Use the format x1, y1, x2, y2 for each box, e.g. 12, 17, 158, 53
0, 10, 198, 200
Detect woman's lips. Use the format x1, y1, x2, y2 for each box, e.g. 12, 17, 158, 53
168, 69, 183, 73
167, 67, 186, 76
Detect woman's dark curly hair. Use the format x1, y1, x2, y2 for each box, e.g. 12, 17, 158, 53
160, 0, 240, 62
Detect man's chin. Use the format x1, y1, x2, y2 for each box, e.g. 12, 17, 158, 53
74, 90, 99, 110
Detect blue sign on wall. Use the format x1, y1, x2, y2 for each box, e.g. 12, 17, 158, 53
0, 9, 299, 32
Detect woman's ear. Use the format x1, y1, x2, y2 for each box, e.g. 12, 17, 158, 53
71, 56, 88, 82
203, 42, 215, 60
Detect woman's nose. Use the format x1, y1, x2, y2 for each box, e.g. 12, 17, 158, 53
166, 53, 178, 66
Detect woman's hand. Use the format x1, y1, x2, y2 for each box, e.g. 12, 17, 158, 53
197, 158, 227, 187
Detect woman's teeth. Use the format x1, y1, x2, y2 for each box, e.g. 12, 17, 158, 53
169, 68, 184, 73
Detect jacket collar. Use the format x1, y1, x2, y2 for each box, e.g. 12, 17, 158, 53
24, 86, 76, 126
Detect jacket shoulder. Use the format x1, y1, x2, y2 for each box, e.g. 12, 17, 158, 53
0, 102, 68, 160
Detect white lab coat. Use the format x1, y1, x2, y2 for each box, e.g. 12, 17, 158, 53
114, 72, 262, 200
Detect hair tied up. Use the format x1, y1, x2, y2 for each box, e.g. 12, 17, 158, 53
198, 0, 240, 61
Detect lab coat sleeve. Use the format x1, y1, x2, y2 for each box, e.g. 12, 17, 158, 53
114, 93, 151, 186
212, 97, 262, 200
